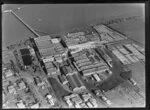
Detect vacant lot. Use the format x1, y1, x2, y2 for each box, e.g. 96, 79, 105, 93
48, 77, 70, 100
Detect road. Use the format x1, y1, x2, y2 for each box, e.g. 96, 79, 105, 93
17, 71, 45, 103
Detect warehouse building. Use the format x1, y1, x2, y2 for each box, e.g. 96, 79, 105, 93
77, 61, 92, 67
34, 36, 67, 63
63, 30, 99, 52
61, 66, 68, 75
66, 66, 74, 75
115, 45, 140, 64
125, 54, 139, 63
72, 49, 109, 77
76, 58, 90, 64
68, 41, 96, 52
67, 32, 85, 38
132, 43, 145, 54
82, 65, 109, 76
100, 33, 114, 42
44, 62, 57, 75
47, 67, 57, 75
34, 35, 51, 42
33, 36, 67, 75
116, 45, 130, 55
93, 25, 126, 42
58, 74, 68, 85
71, 50, 86, 58
124, 44, 145, 61
112, 49, 131, 65
110, 32, 124, 41
72, 74, 82, 88
92, 74, 101, 82
79, 62, 105, 71
66, 75, 77, 91
95, 47, 113, 67
74, 55, 88, 62
60, 61, 77, 76
44, 62, 55, 69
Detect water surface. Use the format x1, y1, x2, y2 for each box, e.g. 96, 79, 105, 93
2, 4, 145, 48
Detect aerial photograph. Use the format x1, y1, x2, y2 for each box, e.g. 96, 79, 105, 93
2, 4, 145, 108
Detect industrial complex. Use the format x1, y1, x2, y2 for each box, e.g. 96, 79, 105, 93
2, 23, 145, 108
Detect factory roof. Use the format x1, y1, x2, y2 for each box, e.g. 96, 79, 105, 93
93, 25, 126, 42
72, 74, 82, 87
63, 30, 100, 47
44, 62, 55, 69
58, 75, 68, 84
34, 35, 51, 42
66, 75, 77, 90
34, 37, 65, 58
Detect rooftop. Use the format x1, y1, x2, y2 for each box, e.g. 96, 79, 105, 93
93, 25, 126, 42
63, 30, 100, 47
34, 37, 66, 58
